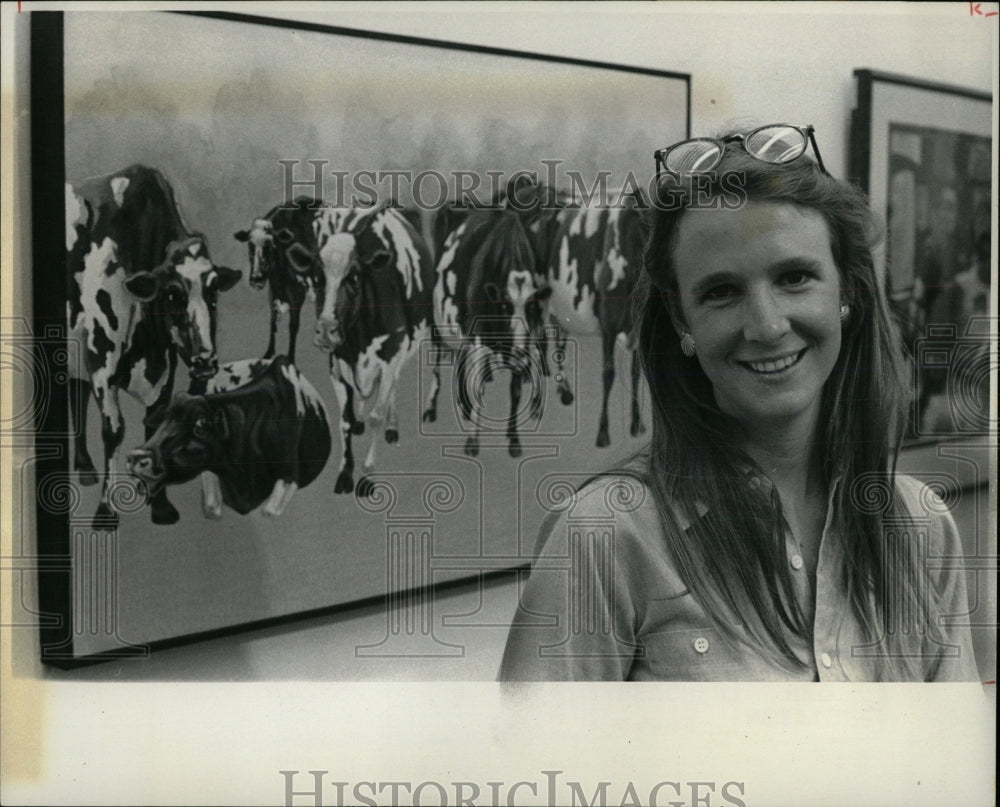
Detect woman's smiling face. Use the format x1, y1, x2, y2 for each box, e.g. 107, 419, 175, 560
670, 201, 843, 433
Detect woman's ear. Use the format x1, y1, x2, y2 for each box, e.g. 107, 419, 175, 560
663, 292, 687, 337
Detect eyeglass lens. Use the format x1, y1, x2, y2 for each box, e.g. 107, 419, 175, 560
743, 126, 808, 164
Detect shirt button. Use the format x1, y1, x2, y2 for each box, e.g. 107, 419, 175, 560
790, 553, 804, 570
693, 637, 710, 654
820, 653, 832, 668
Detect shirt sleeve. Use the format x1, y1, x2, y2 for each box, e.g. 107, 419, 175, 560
498, 482, 642, 681
897, 475, 981, 682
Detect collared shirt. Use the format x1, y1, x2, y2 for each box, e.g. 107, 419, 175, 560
498, 473, 979, 681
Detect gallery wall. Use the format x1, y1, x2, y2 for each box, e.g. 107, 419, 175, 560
5, 3, 996, 681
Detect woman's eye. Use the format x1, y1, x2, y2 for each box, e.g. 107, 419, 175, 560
702, 284, 741, 303
780, 270, 812, 288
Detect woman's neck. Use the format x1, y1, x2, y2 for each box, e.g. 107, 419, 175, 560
739, 413, 824, 502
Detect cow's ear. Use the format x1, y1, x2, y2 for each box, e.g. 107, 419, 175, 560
275, 228, 295, 245
483, 282, 501, 302
286, 243, 315, 273
215, 266, 242, 292
234, 229, 250, 243
123, 271, 160, 301
533, 286, 553, 302
213, 408, 230, 441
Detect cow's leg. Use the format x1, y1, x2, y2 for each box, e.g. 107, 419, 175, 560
596, 329, 616, 448
285, 282, 309, 364
68, 375, 98, 486
331, 360, 356, 495
507, 360, 523, 458
553, 326, 574, 405
421, 337, 441, 424
144, 372, 180, 526
629, 347, 645, 437
263, 294, 279, 360
384, 383, 400, 445
93, 385, 124, 530
459, 343, 487, 457
261, 479, 299, 517
201, 472, 223, 519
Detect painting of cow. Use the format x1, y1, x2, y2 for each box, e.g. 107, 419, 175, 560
66, 165, 241, 529
545, 196, 647, 447
422, 206, 551, 458
305, 203, 436, 498
126, 356, 331, 517
233, 197, 326, 363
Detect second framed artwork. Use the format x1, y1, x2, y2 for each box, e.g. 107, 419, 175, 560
32, 10, 689, 663
850, 69, 992, 441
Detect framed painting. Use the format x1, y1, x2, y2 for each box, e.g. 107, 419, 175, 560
849, 69, 992, 441
29, 10, 690, 665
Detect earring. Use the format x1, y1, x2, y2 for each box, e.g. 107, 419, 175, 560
680, 332, 696, 357
839, 303, 850, 324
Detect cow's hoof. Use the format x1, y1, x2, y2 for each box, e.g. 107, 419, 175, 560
385, 428, 399, 444
355, 476, 376, 499
201, 503, 223, 520
559, 388, 574, 406
464, 437, 479, 457
508, 441, 522, 458
630, 420, 646, 437
335, 473, 355, 494
596, 431, 610, 449
351, 421, 365, 436
421, 409, 437, 423
151, 500, 180, 525
92, 505, 119, 532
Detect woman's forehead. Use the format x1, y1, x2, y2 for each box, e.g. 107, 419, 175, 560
672, 201, 834, 279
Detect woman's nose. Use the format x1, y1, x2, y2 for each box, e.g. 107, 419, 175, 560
742, 289, 790, 343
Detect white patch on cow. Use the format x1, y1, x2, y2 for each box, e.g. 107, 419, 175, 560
445, 269, 457, 297
126, 356, 168, 406
605, 209, 627, 292
65, 183, 85, 251
583, 207, 603, 239
436, 223, 465, 274
274, 300, 290, 316
317, 231, 356, 325
314, 207, 351, 242
434, 273, 461, 338
174, 249, 216, 360
506, 269, 535, 348
201, 472, 223, 519
353, 333, 390, 401
373, 213, 423, 297
550, 235, 599, 334
280, 363, 329, 421
206, 358, 270, 393
80, 238, 129, 362
110, 176, 130, 208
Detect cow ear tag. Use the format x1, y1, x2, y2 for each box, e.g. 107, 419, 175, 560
275, 228, 295, 245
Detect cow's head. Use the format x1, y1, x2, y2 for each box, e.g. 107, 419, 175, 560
150, 236, 241, 379
126, 392, 226, 496
312, 229, 385, 351
235, 199, 323, 290
470, 212, 551, 351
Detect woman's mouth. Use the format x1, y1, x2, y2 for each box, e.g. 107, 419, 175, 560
738, 348, 806, 375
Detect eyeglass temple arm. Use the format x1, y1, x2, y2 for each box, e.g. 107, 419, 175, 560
806, 128, 828, 175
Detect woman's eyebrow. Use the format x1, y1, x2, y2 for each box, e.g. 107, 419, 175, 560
690, 271, 741, 297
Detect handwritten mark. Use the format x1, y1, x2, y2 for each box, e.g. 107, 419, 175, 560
969, 2, 999, 16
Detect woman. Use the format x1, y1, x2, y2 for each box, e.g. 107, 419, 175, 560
499, 125, 978, 681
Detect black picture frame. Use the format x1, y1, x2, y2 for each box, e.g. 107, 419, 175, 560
850, 68, 992, 442
31, 9, 690, 666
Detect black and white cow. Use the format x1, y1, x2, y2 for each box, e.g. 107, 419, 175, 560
545, 198, 646, 447
422, 206, 551, 457
66, 165, 241, 528
307, 204, 436, 497
126, 356, 331, 517
234, 197, 325, 362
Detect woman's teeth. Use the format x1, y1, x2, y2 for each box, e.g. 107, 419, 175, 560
745, 351, 802, 373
